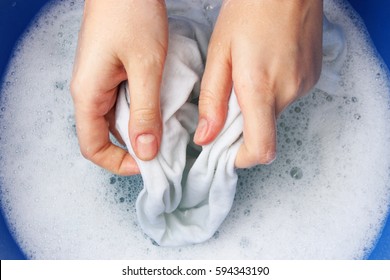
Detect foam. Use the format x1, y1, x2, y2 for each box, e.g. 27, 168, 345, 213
1, 0, 390, 259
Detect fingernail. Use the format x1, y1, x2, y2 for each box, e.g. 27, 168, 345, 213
194, 118, 208, 143
136, 134, 157, 160
265, 151, 276, 165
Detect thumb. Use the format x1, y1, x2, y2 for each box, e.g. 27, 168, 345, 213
194, 40, 232, 145
126, 52, 166, 161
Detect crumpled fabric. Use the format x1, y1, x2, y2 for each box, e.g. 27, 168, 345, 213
115, 5, 345, 246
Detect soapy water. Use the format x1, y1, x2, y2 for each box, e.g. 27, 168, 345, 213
1, 0, 390, 259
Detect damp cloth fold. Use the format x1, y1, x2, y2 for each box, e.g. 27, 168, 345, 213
115, 13, 346, 246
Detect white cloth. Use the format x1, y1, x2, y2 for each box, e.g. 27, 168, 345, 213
115, 13, 345, 246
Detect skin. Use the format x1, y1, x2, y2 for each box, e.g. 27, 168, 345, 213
71, 0, 323, 174
71, 0, 168, 175
194, 0, 323, 168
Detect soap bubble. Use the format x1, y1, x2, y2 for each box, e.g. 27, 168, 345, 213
290, 167, 303, 180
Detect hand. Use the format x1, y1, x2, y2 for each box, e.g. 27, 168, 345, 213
71, 0, 168, 175
194, 0, 323, 168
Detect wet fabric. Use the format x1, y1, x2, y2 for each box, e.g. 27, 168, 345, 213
115, 12, 345, 246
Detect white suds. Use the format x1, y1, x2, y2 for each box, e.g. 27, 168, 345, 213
0, 0, 389, 259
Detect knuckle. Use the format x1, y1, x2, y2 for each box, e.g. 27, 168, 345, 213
235, 71, 275, 99
140, 50, 166, 71
245, 142, 276, 166
277, 69, 305, 100
287, 75, 304, 98
198, 88, 228, 123
79, 143, 111, 166
199, 88, 220, 107
249, 150, 275, 165
304, 67, 322, 93
235, 67, 313, 103
131, 108, 161, 128
287, 63, 322, 97
131, 42, 167, 73
79, 145, 94, 161
70, 75, 94, 106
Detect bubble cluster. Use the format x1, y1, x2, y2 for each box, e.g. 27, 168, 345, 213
0, 0, 390, 259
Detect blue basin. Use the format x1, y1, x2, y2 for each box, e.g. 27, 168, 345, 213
0, 0, 389, 259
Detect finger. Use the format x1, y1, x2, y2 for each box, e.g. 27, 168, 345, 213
74, 104, 139, 176
194, 32, 232, 145
235, 92, 277, 168
106, 104, 126, 146
125, 50, 166, 161
233, 60, 277, 168
113, 0, 168, 162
